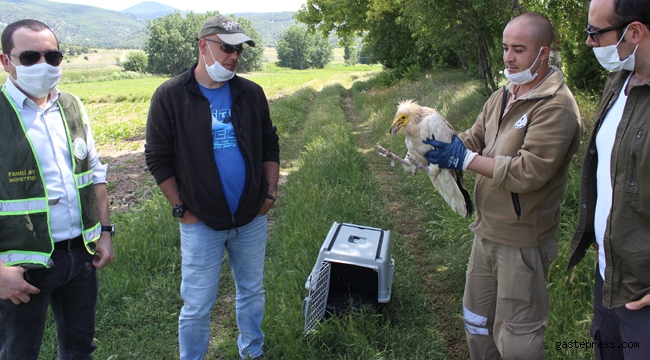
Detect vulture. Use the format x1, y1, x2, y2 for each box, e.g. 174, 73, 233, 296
389, 100, 473, 218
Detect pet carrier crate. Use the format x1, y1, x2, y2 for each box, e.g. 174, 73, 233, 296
303, 222, 395, 334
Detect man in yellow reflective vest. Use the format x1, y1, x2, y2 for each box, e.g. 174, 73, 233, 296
0, 19, 115, 358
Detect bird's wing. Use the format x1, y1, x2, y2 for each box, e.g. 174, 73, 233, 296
423, 111, 456, 143
420, 111, 473, 217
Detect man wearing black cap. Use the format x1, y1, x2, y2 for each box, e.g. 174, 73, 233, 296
145, 14, 279, 360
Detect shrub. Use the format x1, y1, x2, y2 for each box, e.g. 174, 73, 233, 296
121, 51, 148, 73
276, 26, 333, 70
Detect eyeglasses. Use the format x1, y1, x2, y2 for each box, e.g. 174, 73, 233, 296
585, 23, 630, 42
204, 38, 243, 55
7, 50, 64, 67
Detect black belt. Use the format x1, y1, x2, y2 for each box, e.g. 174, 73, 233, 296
53, 235, 85, 251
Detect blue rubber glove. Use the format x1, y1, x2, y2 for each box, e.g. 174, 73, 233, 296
423, 135, 468, 170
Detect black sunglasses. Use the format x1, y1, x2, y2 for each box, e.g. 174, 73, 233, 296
204, 38, 244, 55
7, 50, 64, 67
585, 23, 630, 42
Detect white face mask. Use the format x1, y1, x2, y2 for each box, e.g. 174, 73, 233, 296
9, 60, 62, 98
504, 48, 543, 85
593, 25, 637, 72
203, 44, 235, 82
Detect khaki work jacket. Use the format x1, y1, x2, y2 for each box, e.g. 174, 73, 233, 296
460, 67, 583, 248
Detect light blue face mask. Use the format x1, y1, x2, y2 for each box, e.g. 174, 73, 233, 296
203, 44, 235, 82
504, 47, 543, 85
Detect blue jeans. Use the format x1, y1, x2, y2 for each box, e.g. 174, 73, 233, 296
179, 215, 267, 360
0, 246, 97, 360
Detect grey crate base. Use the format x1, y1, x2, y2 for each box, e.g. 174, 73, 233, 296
303, 222, 394, 334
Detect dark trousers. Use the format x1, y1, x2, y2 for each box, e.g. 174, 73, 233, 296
0, 246, 98, 360
591, 266, 650, 360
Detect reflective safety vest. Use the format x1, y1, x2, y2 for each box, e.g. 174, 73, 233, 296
0, 89, 101, 268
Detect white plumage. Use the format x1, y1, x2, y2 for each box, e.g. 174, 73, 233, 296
389, 99, 472, 217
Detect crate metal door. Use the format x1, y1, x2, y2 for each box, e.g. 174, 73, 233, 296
303, 261, 331, 334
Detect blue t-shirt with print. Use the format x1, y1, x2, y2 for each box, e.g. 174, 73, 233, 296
199, 82, 246, 216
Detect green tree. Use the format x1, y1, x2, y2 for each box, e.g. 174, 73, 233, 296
296, 0, 422, 71
342, 36, 358, 65
145, 11, 265, 76
520, 0, 607, 92
400, 0, 519, 90
145, 11, 214, 76
120, 51, 148, 73
308, 31, 334, 68
297, 0, 515, 90
362, 9, 427, 71
296, 0, 370, 40
297, 0, 607, 91
344, 45, 358, 65
235, 16, 265, 73
358, 42, 374, 64
276, 26, 333, 69
276, 26, 310, 69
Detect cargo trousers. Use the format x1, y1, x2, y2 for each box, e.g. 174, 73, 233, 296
462, 235, 558, 360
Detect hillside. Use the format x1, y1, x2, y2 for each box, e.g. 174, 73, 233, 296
122, 1, 185, 20
0, 0, 147, 48
233, 12, 296, 47
0, 0, 297, 48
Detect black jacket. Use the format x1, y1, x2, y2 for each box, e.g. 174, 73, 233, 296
145, 64, 279, 230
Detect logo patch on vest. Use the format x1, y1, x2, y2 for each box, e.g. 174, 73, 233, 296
73, 138, 88, 160
514, 114, 528, 129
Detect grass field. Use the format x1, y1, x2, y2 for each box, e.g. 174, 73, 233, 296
4, 49, 600, 359
0, 47, 347, 84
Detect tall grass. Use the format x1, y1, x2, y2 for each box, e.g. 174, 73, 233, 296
265, 82, 448, 359
93, 193, 184, 358
545, 91, 599, 359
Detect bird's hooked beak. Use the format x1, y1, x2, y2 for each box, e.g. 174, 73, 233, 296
389, 114, 408, 136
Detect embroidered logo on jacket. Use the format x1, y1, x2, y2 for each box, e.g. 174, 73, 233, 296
514, 114, 528, 129
73, 138, 88, 160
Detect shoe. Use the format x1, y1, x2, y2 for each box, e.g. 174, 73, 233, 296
242, 355, 264, 360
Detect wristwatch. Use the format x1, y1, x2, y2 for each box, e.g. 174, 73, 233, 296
101, 224, 115, 237
172, 204, 187, 218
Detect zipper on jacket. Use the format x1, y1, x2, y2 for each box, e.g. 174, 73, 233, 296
511, 192, 521, 220
631, 130, 642, 186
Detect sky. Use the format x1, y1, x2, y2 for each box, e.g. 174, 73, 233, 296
48, 0, 307, 14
